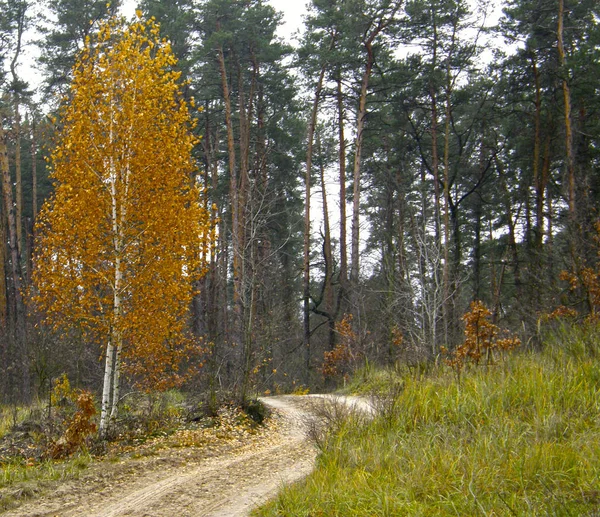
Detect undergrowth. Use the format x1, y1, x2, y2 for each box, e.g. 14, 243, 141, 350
254, 323, 600, 516
0, 452, 91, 512
0, 387, 268, 511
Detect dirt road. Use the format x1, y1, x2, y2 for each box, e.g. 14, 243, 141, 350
3, 395, 368, 517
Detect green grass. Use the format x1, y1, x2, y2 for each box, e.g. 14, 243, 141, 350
0, 452, 91, 511
0, 402, 46, 440
0, 452, 91, 488
255, 327, 600, 516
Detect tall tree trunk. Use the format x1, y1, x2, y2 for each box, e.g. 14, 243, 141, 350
395, 169, 407, 285
472, 195, 482, 302
442, 12, 459, 347
304, 63, 327, 375
348, 4, 400, 300
216, 43, 243, 373
13, 100, 22, 261
0, 200, 6, 332
0, 204, 6, 399
557, 0, 575, 223
202, 104, 222, 343
337, 72, 348, 295
429, 9, 442, 244
101, 134, 124, 436
9, 2, 25, 264
31, 121, 38, 221
382, 146, 396, 364
25, 121, 37, 284
350, 43, 374, 295
1, 119, 28, 401
442, 71, 452, 346
496, 155, 522, 300
318, 132, 336, 350
539, 132, 551, 247
237, 57, 257, 402
531, 54, 544, 248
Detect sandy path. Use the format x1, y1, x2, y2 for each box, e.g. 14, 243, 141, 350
2, 395, 366, 517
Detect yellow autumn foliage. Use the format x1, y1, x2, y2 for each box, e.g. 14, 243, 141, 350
33, 17, 212, 391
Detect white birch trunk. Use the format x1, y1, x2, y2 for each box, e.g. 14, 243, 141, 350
110, 339, 122, 422
99, 339, 114, 436
101, 103, 123, 436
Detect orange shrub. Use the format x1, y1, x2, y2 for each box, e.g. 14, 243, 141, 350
321, 314, 357, 380
442, 301, 520, 377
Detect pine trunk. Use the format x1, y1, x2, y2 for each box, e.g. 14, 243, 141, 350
557, 0, 575, 222
217, 44, 243, 364
304, 64, 326, 374
13, 100, 22, 263
350, 44, 374, 292
337, 73, 348, 294
0, 200, 6, 331
1, 120, 28, 401
318, 132, 336, 350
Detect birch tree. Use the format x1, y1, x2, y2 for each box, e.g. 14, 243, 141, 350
33, 15, 210, 436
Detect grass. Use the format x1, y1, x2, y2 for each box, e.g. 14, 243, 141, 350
0, 452, 91, 488
254, 324, 600, 516
0, 451, 91, 511
0, 402, 47, 440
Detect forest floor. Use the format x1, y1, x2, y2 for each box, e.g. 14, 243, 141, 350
0, 395, 369, 517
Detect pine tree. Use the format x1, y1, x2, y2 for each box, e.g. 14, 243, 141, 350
38, 0, 121, 96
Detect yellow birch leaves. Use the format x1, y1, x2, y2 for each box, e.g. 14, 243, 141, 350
33, 17, 212, 390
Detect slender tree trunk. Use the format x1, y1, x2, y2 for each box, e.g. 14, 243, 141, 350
442, 73, 451, 345
396, 168, 407, 284
202, 105, 221, 342
496, 156, 522, 299
337, 72, 348, 294
473, 195, 482, 301
0, 198, 7, 400
13, 100, 22, 261
429, 9, 442, 244
318, 132, 336, 350
100, 339, 115, 436
9, 3, 25, 263
304, 64, 327, 375
557, 0, 575, 222
237, 58, 257, 401
350, 44, 374, 292
109, 339, 122, 423
539, 133, 551, 248
216, 44, 243, 366
1, 119, 28, 401
442, 13, 459, 347
382, 147, 396, 364
31, 122, 37, 221
0, 200, 6, 331
531, 54, 544, 247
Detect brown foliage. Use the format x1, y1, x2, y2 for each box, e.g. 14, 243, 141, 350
442, 301, 520, 376
49, 390, 97, 459
553, 241, 600, 321
321, 314, 357, 379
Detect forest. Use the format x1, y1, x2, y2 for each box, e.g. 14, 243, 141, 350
0, 0, 599, 418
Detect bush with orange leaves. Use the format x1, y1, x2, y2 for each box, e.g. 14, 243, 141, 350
548, 221, 600, 322
48, 390, 97, 459
549, 267, 600, 322
321, 314, 357, 380
442, 301, 520, 378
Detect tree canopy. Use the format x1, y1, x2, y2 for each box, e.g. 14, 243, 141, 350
32, 15, 211, 433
